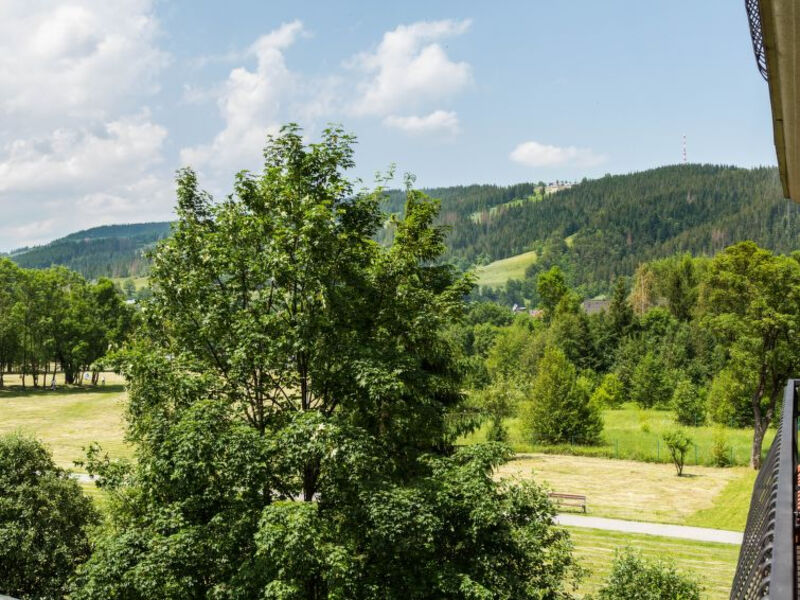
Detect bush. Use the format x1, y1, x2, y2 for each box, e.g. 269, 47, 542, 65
707, 367, 754, 427
711, 427, 732, 467
629, 352, 674, 409
591, 372, 625, 408
671, 379, 705, 426
524, 346, 603, 445
662, 429, 692, 476
596, 548, 701, 599
0, 433, 98, 600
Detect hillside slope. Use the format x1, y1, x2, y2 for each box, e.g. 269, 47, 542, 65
10, 222, 172, 279
9, 165, 795, 294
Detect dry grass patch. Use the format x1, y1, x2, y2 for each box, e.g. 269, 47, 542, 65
497, 453, 749, 528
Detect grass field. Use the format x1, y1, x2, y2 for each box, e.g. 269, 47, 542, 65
475, 250, 538, 289
462, 403, 774, 468
497, 453, 752, 530
0, 373, 131, 471
567, 527, 738, 599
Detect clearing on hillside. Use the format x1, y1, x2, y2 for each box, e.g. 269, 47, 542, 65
475, 250, 537, 289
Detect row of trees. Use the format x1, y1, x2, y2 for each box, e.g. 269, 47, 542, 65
457, 243, 800, 469
0, 259, 133, 387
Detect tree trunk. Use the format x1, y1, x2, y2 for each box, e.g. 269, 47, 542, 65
751, 423, 767, 469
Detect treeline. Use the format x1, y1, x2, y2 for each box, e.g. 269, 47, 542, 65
455, 242, 800, 469
10, 222, 172, 279
0, 258, 134, 387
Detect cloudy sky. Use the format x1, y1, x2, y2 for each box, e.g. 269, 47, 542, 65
0, 0, 776, 250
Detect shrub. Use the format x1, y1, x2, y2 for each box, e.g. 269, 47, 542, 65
524, 346, 603, 445
711, 427, 732, 467
662, 429, 692, 476
671, 379, 705, 426
629, 352, 674, 408
591, 372, 625, 408
0, 433, 98, 600
596, 548, 701, 599
707, 367, 754, 427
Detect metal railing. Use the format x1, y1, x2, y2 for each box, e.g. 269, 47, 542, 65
730, 380, 797, 599
745, 0, 769, 80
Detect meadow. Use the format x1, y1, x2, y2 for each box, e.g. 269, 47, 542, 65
462, 403, 774, 468
568, 527, 738, 599
475, 250, 538, 289
0, 372, 131, 470
0, 377, 750, 597
498, 453, 755, 530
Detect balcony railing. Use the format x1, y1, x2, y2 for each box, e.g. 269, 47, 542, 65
730, 379, 797, 599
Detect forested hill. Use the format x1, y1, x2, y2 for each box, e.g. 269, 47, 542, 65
393, 164, 793, 298
7, 165, 796, 292
9, 222, 172, 279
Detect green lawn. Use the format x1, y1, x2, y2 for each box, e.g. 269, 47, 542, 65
462, 403, 774, 468
475, 250, 538, 289
0, 374, 131, 471
567, 527, 738, 599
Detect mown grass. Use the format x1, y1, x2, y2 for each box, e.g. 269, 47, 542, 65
567, 526, 738, 599
462, 403, 774, 468
0, 373, 131, 470
475, 250, 538, 289
497, 453, 751, 530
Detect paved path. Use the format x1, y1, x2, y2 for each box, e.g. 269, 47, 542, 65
555, 513, 743, 545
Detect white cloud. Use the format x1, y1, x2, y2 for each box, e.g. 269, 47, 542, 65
383, 110, 460, 136
0, 0, 167, 123
0, 113, 166, 193
509, 140, 607, 168
180, 21, 305, 177
351, 19, 472, 117
0, 0, 172, 250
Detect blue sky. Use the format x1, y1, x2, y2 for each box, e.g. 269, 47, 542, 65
0, 1, 777, 250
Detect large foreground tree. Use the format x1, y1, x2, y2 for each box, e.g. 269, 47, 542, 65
700, 242, 800, 468
73, 125, 582, 599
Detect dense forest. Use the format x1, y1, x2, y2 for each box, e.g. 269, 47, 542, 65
8, 222, 171, 279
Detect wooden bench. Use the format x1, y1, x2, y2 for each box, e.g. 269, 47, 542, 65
548, 492, 587, 513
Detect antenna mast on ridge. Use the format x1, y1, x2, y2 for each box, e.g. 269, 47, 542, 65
682, 134, 687, 164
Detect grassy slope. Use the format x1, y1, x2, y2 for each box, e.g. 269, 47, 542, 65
568, 527, 738, 600
462, 403, 774, 468
475, 250, 537, 289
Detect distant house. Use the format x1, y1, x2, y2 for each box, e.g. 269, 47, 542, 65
581, 299, 611, 315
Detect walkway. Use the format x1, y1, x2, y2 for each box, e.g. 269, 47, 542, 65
555, 513, 743, 545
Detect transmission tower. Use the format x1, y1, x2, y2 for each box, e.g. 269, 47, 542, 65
682, 134, 687, 164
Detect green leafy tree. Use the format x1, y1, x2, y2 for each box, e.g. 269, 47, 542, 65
700, 241, 800, 468
591, 373, 625, 408
524, 346, 602, 444
662, 429, 692, 476
0, 433, 97, 600
72, 126, 583, 599
670, 379, 705, 426
537, 266, 569, 319
596, 548, 701, 600
629, 352, 674, 409
477, 376, 522, 441
706, 367, 754, 427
